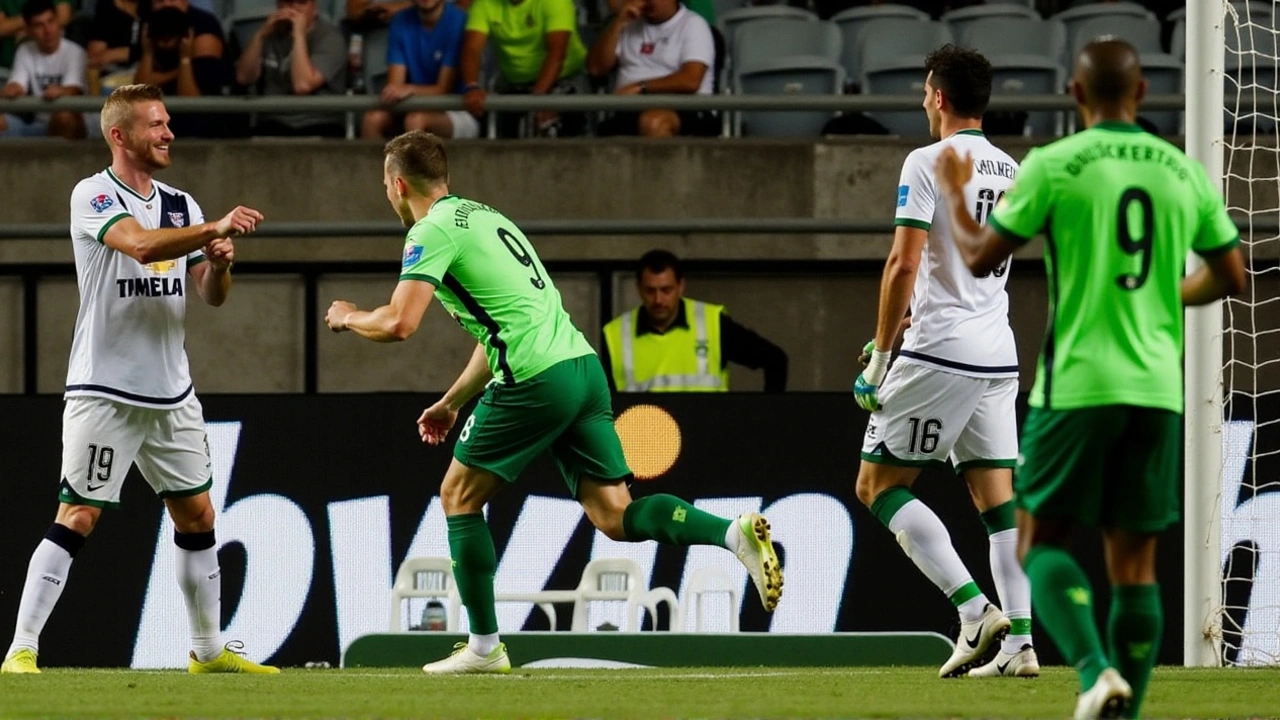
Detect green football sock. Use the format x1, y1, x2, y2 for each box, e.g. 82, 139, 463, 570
623, 494, 732, 547
1023, 545, 1109, 692
1108, 584, 1162, 718
446, 513, 499, 635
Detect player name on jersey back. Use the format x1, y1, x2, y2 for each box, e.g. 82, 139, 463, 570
64, 169, 207, 409
893, 130, 1019, 378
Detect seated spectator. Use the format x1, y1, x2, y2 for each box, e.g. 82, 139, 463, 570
85, 0, 139, 79
1, 0, 70, 72
458, 0, 587, 137
0, 0, 84, 138
346, 0, 411, 31
361, 0, 478, 139
134, 7, 225, 135
137, 0, 223, 63
235, 0, 348, 136
587, 0, 716, 137
605, 0, 711, 27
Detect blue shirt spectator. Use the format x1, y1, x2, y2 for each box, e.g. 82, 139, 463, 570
360, 0, 478, 139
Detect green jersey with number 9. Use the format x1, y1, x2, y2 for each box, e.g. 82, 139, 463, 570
988, 121, 1239, 413
399, 194, 595, 385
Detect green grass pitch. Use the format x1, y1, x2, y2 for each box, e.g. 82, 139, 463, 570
1, 666, 1278, 718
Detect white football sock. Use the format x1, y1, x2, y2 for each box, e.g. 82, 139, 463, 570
989, 528, 1033, 653
723, 519, 741, 553
469, 632, 500, 657
177, 546, 223, 663
8, 539, 75, 657
888, 499, 988, 622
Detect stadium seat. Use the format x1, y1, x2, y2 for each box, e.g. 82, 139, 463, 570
859, 20, 953, 137
1052, 2, 1153, 65
388, 557, 461, 633
960, 18, 1066, 65
941, 4, 1040, 43
718, 5, 816, 54
1139, 54, 1183, 135
681, 567, 741, 633
1224, 21, 1278, 133
734, 56, 843, 137
733, 18, 841, 74
569, 557, 648, 632
830, 4, 928, 86
987, 54, 1063, 136
1171, 19, 1185, 60
228, 0, 277, 20
711, 0, 744, 22
362, 27, 390, 95
1070, 16, 1164, 59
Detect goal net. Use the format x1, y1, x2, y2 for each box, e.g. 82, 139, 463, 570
1215, 0, 1280, 667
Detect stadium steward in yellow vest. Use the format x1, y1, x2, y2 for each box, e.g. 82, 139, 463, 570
601, 249, 788, 392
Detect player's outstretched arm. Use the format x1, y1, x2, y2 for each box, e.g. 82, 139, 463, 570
1182, 247, 1247, 306
419, 344, 493, 445
935, 147, 1019, 277
103, 205, 262, 265
326, 278, 436, 342
190, 237, 235, 306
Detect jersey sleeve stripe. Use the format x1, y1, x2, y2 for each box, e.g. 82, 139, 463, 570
189, 254, 207, 267
894, 218, 931, 231
988, 214, 1032, 246
400, 273, 441, 286
1195, 235, 1241, 258
95, 213, 131, 244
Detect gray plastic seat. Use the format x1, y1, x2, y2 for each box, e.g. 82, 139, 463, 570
734, 19, 841, 75
1171, 19, 1184, 60
960, 18, 1066, 63
857, 19, 952, 136
1052, 2, 1152, 65
942, 4, 1040, 42
987, 54, 1062, 136
734, 56, 843, 137
1070, 15, 1163, 59
830, 5, 928, 85
363, 27, 390, 94
712, 0, 743, 21
1138, 53, 1183, 135
1224, 22, 1279, 133
718, 5, 816, 52
229, 0, 276, 20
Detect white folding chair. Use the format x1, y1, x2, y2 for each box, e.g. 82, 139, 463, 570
388, 556, 461, 632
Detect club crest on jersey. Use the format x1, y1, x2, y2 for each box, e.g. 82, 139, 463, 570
402, 244, 423, 267
146, 260, 177, 274
90, 194, 114, 213
640, 42, 655, 54
168, 212, 186, 227
897, 185, 910, 208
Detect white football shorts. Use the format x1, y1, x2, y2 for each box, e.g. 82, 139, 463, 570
860, 362, 1018, 472
59, 396, 213, 508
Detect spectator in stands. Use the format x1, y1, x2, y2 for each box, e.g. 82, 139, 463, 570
1, 0, 70, 73
137, 0, 223, 66
134, 7, 225, 135
85, 0, 139, 78
0, 0, 85, 138
587, 0, 717, 137
601, 250, 789, 393
234, 0, 348, 136
346, 0, 411, 31
605, 0, 712, 27
360, 0, 479, 139
458, 0, 587, 137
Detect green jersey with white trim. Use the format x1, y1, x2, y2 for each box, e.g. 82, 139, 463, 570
988, 121, 1240, 412
400, 195, 594, 384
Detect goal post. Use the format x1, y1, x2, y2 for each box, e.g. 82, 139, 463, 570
1183, 0, 1226, 670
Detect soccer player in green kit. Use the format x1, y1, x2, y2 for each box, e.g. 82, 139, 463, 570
935, 40, 1246, 719
324, 130, 783, 674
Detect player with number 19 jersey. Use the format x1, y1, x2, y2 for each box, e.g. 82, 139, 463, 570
400, 195, 594, 385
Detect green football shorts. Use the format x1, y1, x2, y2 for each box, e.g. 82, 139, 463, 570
1016, 405, 1182, 533
453, 354, 632, 497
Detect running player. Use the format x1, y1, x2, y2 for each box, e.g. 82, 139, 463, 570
324, 130, 783, 674
1, 84, 277, 675
936, 40, 1247, 718
852, 44, 1036, 679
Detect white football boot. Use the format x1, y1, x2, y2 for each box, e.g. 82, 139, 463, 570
968, 643, 1041, 678
421, 642, 511, 675
938, 603, 1010, 678
732, 512, 784, 612
1074, 668, 1133, 720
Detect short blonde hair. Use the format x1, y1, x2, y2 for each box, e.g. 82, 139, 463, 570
100, 84, 166, 140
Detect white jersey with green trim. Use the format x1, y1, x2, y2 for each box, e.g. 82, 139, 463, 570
892, 130, 1019, 378
65, 168, 207, 409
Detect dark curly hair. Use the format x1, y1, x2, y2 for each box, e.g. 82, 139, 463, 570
924, 44, 993, 120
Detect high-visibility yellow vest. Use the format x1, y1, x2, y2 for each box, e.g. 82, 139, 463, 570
603, 298, 729, 392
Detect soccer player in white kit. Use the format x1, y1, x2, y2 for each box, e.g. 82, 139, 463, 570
1, 84, 276, 675
852, 46, 1038, 679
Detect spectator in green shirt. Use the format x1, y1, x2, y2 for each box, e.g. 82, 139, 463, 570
458, 0, 587, 136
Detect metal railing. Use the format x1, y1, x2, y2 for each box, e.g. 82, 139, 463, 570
1, 93, 1190, 115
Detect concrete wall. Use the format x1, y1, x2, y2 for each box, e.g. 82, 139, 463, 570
1, 138, 1275, 394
